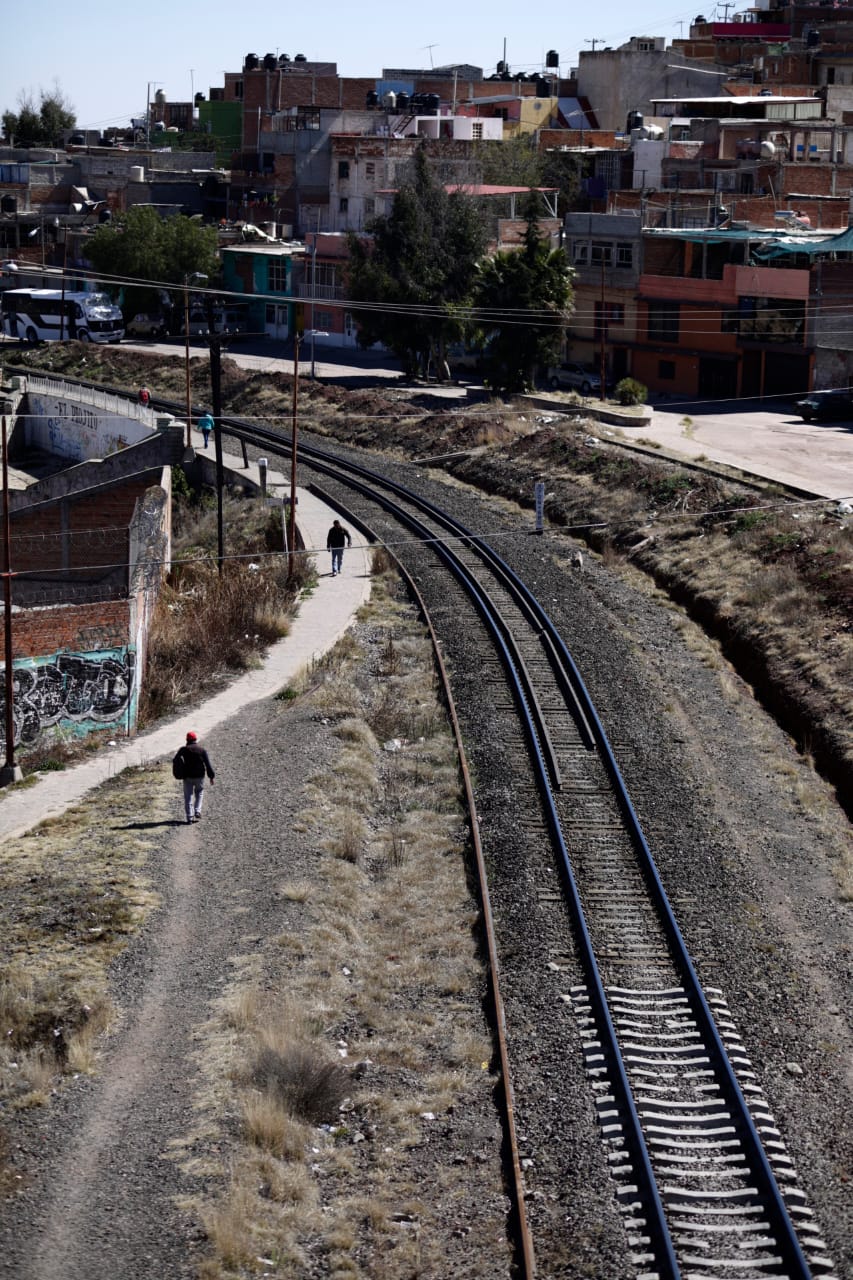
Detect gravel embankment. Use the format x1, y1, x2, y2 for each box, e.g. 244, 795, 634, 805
310, 441, 853, 1278
1, 440, 851, 1279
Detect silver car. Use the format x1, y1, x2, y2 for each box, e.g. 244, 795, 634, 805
547, 362, 602, 394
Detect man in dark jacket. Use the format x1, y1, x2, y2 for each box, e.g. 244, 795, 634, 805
173, 731, 215, 824
326, 518, 352, 577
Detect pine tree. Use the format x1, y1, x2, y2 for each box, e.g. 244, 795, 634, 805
347, 147, 487, 380
476, 199, 573, 394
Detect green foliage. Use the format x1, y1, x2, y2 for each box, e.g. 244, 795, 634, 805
476, 201, 573, 394
2, 87, 75, 147
84, 206, 219, 318
473, 136, 581, 216
346, 147, 488, 380
614, 377, 648, 406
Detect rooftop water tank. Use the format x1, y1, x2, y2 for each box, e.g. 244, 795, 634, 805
294, 53, 307, 62
546, 49, 559, 68
396, 90, 410, 111
244, 53, 259, 70
130, 165, 145, 182
262, 53, 277, 71
425, 93, 440, 114
155, 89, 166, 105
366, 90, 379, 109
383, 90, 397, 110
627, 110, 644, 132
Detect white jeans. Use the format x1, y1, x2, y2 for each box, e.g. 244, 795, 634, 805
183, 777, 205, 821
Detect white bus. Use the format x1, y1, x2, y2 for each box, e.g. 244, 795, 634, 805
0, 289, 124, 344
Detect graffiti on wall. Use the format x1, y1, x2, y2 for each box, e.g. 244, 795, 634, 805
0, 649, 136, 750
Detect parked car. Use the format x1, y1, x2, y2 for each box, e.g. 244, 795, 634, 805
795, 390, 853, 422
546, 362, 603, 395
126, 313, 167, 338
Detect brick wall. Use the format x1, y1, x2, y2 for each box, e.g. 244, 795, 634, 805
10, 600, 130, 659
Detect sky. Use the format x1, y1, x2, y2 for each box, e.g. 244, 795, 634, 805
3, 0, 704, 132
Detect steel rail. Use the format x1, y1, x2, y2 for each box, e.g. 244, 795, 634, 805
16, 372, 815, 1277
143, 397, 811, 1275
318, 450, 814, 1279
311, 484, 538, 1279
295, 462, 683, 1279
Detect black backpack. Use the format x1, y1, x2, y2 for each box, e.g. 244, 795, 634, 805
172, 752, 186, 780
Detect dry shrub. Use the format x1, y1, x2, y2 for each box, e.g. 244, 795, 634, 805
331, 809, 367, 864
140, 562, 294, 723
199, 1185, 259, 1271
250, 1041, 349, 1124
242, 1091, 308, 1158
371, 545, 396, 576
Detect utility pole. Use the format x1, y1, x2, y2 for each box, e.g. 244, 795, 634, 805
204, 295, 225, 575
288, 335, 300, 578
0, 406, 21, 785
599, 256, 608, 402
585, 38, 604, 52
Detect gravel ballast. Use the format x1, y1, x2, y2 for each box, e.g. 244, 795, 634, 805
0, 439, 850, 1279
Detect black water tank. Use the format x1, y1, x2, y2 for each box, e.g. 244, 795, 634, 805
627, 110, 644, 132
366, 90, 379, 108
244, 52, 259, 70
294, 53, 307, 62
195, 92, 205, 105
536, 77, 550, 96
396, 90, 410, 110
1, 195, 16, 213
278, 54, 291, 65
262, 53, 277, 71
806, 27, 820, 45
546, 49, 559, 68
425, 93, 440, 114
496, 60, 506, 74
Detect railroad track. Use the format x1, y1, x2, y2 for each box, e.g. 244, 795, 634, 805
11, 372, 837, 1279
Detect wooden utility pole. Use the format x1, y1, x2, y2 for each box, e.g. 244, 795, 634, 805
204, 296, 225, 574
0, 408, 20, 784
599, 256, 608, 401
288, 335, 300, 578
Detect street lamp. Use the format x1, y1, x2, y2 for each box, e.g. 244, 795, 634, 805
184, 271, 208, 448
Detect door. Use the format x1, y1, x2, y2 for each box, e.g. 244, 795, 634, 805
265, 303, 289, 341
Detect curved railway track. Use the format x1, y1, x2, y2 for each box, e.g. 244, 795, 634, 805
202, 408, 835, 1280
9, 370, 837, 1279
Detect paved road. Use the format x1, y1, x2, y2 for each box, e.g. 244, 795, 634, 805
642, 400, 853, 501
9, 336, 853, 497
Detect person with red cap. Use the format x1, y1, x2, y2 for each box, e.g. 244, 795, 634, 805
172, 731, 215, 824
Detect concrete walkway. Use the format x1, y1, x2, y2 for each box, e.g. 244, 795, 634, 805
0, 485, 371, 843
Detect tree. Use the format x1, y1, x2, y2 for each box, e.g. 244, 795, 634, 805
475, 199, 573, 394
347, 147, 487, 380
84, 207, 219, 320
2, 87, 75, 147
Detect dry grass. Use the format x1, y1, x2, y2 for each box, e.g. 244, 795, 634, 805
187, 558, 508, 1278
0, 762, 173, 1185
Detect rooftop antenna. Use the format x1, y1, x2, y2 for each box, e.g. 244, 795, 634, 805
586, 38, 604, 52
421, 43, 438, 69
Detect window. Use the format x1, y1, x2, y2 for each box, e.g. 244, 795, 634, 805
338, 160, 350, 179
658, 360, 676, 379
573, 242, 589, 265
594, 302, 626, 338
365, 162, 375, 178
314, 309, 333, 329
616, 243, 633, 268
268, 261, 287, 292
648, 301, 679, 343
472, 122, 484, 140
339, 197, 348, 213
363, 197, 375, 217
234, 80, 243, 101
591, 241, 613, 267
